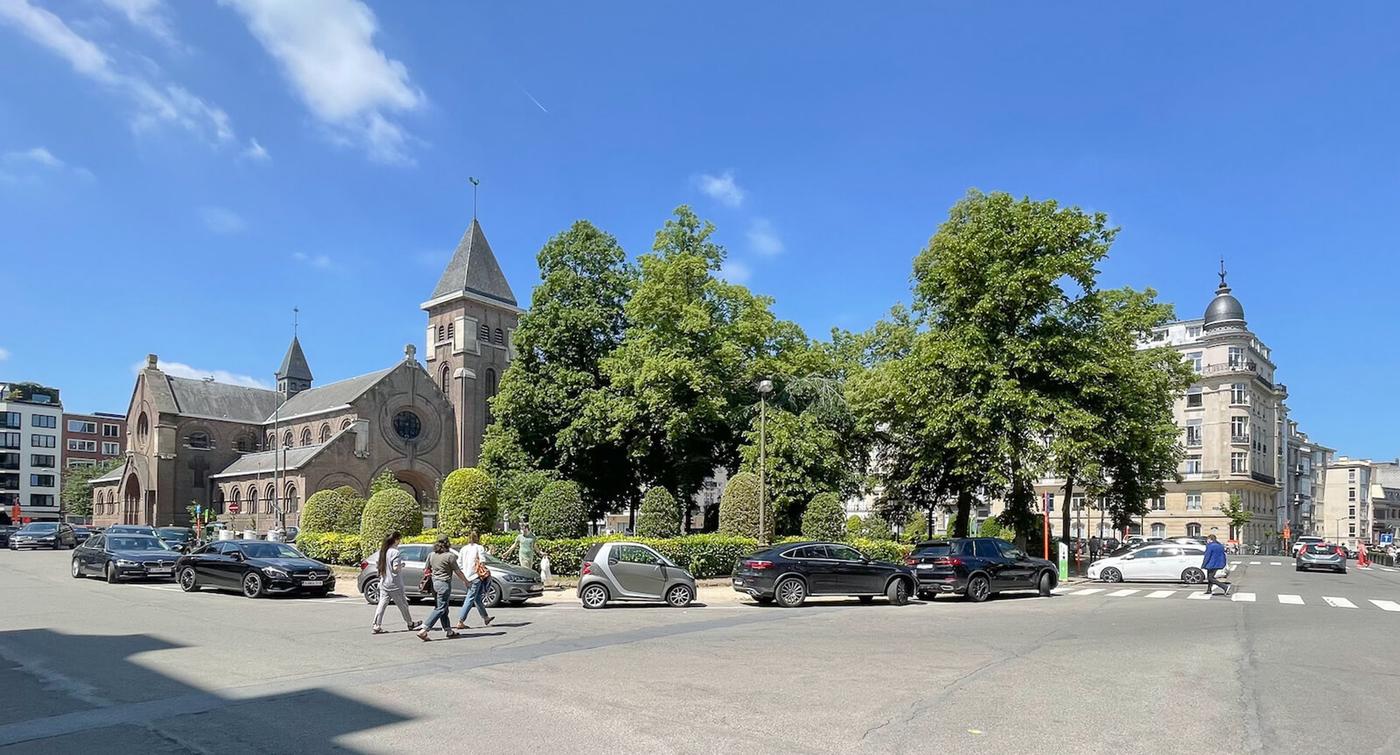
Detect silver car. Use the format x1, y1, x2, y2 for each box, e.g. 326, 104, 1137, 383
577, 541, 696, 609
1295, 542, 1347, 574
356, 544, 544, 607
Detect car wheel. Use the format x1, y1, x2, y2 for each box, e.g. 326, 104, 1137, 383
178, 567, 199, 592
966, 574, 991, 603
1181, 567, 1205, 585
105, 562, 118, 584
242, 572, 264, 598
580, 583, 608, 609
70, 559, 82, 579
1101, 567, 1122, 583
858, 595, 875, 604
1038, 571, 1054, 597
1296, 565, 1303, 572
775, 577, 807, 608
362, 577, 381, 605
666, 584, 694, 607
886, 579, 910, 606
482, 580, 502, 609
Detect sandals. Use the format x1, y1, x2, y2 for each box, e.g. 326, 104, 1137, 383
445, 630, 461, 639
408, 621, 423, 630
416, 630, 431, 642
371, 627, 386, 635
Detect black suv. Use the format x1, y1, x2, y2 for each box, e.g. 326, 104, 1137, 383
907, 538, 1057, 602
731, 541, 916, 607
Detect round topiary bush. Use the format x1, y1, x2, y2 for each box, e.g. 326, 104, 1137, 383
359, 488, 423, 556
847, 513, 892, 540
333, 486, 366, 533
438, 467, 498, 537
718, 471, 773, 541
300, 489, 346, 533
635, 486, 680, 538
801, 492, 846, 541
530, 480, 586, 539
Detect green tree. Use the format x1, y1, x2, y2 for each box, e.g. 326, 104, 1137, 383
847, 514, 892, 541
978, 517, 1007, 539
801, 492, 846, 540
358, 488, 422, 556
369, 471, 400, 496
635, 486, 680, 538
498, 469, 556, 526
718, 471, 772, 541
529, 480, 587, 538
1220, 493, 1252, 541
60, 459, 121, 517
301, 489, 349, 533
438, 468, 498, 536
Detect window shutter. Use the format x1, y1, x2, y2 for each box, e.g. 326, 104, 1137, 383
453, 317, 467, 352
463, 317, 480, 354
425, 326, 435, 359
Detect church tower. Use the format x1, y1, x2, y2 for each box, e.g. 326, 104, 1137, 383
276, 336, 313, 399
420, 218, 520, 469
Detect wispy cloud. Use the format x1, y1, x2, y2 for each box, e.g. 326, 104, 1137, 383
718, 259, 752, 284
98, 0, 179, 48
1, 146, 95, 182
0, 0, 234, 145
0, 347, 10, 361
199, 206, 246, 234
241, 137, 270, 162
747, 218, 784, 256
134, 358, 269, 389
292, 251, 333, 269
696, 170, 745, 207
219, 0, 424, 165
522, 88, 548, 114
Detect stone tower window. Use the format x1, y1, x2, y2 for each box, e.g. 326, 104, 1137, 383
447, 322, 454, 341
437, 325, 445, 342
440, 363, 451, 394
136, 412, 149, 448
479, 323, 490, 343
393, 410, 422, 440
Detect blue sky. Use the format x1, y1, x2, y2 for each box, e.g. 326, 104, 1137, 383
1, 2, 1396, 459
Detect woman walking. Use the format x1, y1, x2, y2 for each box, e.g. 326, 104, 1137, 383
455, 531, 495, 630
418, 536, 470, 642
371, 531, 421, 635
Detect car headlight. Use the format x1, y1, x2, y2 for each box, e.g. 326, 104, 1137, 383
263, 567, 290, 579
117, 559, 139, 567
504, 574, 533, 583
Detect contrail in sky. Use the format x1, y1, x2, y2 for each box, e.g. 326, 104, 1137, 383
522, 88, 549, 113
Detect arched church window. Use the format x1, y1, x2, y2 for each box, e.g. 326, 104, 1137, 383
284, 483, 298, 513
479, 323, 490, 343
136, 413, 149, 448
447, 322, 454, 341
266, 431, 274, 450
319, 424, 331, 443
283, 430, 294, 448
300, 428, 313, 446
437, 325, 445, 342
341, 418, 353, 431
266, 483, 276, 510
185, 431, 212, 450
247, 486, 258, 515
440, 363, 451, 394
493, 327, 504, 345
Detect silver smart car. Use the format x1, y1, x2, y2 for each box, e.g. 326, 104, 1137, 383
577, 541, 697, 609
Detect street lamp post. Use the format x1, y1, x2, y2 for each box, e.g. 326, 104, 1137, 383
758, 379, 773, 544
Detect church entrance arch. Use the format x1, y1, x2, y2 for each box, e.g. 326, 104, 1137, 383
123, 474, 142, 525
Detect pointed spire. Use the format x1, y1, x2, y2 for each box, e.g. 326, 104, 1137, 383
277, 336, 313, 382
427, 218, 518, 307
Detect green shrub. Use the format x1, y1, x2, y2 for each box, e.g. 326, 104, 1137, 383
369, 471, 400, 496
718, 472, 772, 541
635, 487, 680, 538
901, 512, 931, 543
333, 486, 366, 532
500, 469, 556, 524
847, 537, 912, 564
438, 467, 498, 537
846, 514, 892, 540
978, 517, 1006, 539
801, 492, 846, 540
300, 489, 346, 533
296, 532, 363, 565
358, 488, 423, 556
530, 481, 586, 538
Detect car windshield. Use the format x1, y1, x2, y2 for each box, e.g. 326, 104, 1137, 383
20, 523, 57, 533
913, 543, 952, 557
238, 542, 304, 559
111, 527, 154, 535
157, 528, 192, 540
1306, 544, 1336, 554
109, 536, 169, 551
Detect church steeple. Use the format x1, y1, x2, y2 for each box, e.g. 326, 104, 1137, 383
427, 218, 517, 307
276, 336, 313, 399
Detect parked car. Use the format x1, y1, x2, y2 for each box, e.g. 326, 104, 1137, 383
71, 533, 179, 582
356, 544, 544, 608
731, 541, 915, 608
156, 527, 197, 553
0, 525, 18, 548
906, 538, 1057, 602
579, 541, 697, 609
8, 521, 78, 550
1291, 536, 1325, 557
1088, 544, 1209, 584
1164, 536, 1207, 548
176, 540, 335, 598
1123, 535, 1163, 549
1295, 542, 1347, 574
71, 526, 94, 545
107, 525, 158, 537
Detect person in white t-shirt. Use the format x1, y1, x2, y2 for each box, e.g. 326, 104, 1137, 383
454, 531, 495, 629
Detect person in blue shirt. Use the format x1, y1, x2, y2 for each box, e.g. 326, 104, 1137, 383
1202, 534, 1231, 596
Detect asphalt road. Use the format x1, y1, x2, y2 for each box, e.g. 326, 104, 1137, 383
2, 548, 1398, 754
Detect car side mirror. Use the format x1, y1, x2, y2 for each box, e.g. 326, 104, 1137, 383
861, 557, 871, 564
231, 552, 244, 561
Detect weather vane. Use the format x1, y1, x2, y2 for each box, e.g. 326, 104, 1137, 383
469, 176, 480, 219
1218, 257, 1227, 287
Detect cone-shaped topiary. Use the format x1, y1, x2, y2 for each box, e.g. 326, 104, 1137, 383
438, 467, 498, 537
529, 480, 586, 538
718, 471, 772, 541
300, 489, 347, 533
635, 486, 680, 538
333, 486, 366, 533
359, 488, 423, 556
801, 492, 846, 541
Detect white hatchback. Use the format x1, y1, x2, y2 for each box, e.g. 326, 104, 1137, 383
1087, 544, 1213, 585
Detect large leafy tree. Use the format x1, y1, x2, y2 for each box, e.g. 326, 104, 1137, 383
61, 459, 122, 517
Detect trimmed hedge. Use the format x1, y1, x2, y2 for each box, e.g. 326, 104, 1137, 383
333, 486, 366, 532
635, 486, 680, 538
300, 489, 345, 533
297, 532, 365, 565
438, 468, 498, 537
718, 471, 772, 541
530, 480, 585, 538
801, 492, 845, 541
358, 488, 422, 556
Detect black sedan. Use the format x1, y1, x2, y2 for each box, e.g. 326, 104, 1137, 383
907, 537, 1058, 602
71, 533, 179, 582
156, 527, 197, 553
0, 525, 17, 548
731, 541, 916, 607
8, 522, 78, 550
176, 540, 335, 598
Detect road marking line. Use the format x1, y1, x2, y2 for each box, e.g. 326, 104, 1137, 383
1068, 588, 1103, 596
1106, 589, 1139, 597
1278, 594, 1304, 605
1380, 567, 1397, 573
1322, 596, 1357, 609
1369, 600, 1400, 612
1145, 590, 1175, 599
1186, 592, 1214, 600
1231, 592, 1256, 602
1249, 561, 1261, 565
1050, 588, 1070, 595
1269, 562, 1282, 566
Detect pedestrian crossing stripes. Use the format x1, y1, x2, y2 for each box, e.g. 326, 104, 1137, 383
1055, 587, 1398, 612
1370, 600, 1400, 612
1106, 589, 1139, 597
1146, 590, 1175, 599
1231, 592, 1256, 602
1278, 594, 1304, 605
1323, 596, 1357, 609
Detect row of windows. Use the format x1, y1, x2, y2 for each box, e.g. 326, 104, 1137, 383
31, 415, 56, 429
222, 483, 301, 515
31, 434, 56, 449
263, 419, 353, 451
68, 439, 120, 455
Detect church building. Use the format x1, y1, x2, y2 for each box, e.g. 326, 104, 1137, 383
89, 218, 518, 529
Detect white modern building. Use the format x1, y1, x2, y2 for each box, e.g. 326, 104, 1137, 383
0, 382, 65, 523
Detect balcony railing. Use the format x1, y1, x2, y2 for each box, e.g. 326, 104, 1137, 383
1202, 362, 1273, 388
1182, 469, 1221, 480
1230, 433, 1250, 444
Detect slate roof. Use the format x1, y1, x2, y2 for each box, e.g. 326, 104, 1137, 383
428, 218, 518, 306
89, 466, 124, 484
261, 367, 392, 423
164, 376, 284, 423
211, 444, 325, 477
277, 337, 313, 382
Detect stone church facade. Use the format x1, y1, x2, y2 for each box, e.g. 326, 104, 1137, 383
89, 218, 517, 529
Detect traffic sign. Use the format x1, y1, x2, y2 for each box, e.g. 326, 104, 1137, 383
227, 501, 241, 514
1382, 533, 1394, 545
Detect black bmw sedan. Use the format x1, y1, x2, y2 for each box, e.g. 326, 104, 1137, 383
9, 521, 77, 550
71, 533, 179, 582
176, 540, 335, 598
731, 541, 916, 607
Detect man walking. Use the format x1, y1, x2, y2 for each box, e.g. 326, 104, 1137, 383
1202, 534, 1231, 596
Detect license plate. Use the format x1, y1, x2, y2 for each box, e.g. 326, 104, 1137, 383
147, 567, 172, 574
917, 564, 933, 569
302, 579, 323, 587
732, 578, 743, 586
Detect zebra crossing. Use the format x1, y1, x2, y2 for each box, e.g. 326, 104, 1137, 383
1053, 586, 1400, 613
1230, 559, 1399, 573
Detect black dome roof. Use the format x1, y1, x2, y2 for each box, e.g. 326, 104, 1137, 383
1203, 263, 1246, 329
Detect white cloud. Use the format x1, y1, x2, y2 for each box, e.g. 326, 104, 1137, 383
199, 206, 246, 234
134, 358, 269, 389
292, 251, 333, 269
242, 138, 269, 162
2, 145, 95, 182
0, 0, 234, 145
7, 146, 60, 167
718, 259, 752, 284
0, 347, 9, 361
98, 0, 178, 48
220, 0, 424, 164
697, 171, 745, 207
747, 218, 784, 256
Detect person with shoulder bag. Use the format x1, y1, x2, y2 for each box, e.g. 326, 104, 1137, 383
372, 531, 421, 635
418, 536, 470, 641
455, 531, 495, 630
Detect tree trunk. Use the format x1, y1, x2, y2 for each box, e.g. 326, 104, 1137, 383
954, 490, 972, 538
